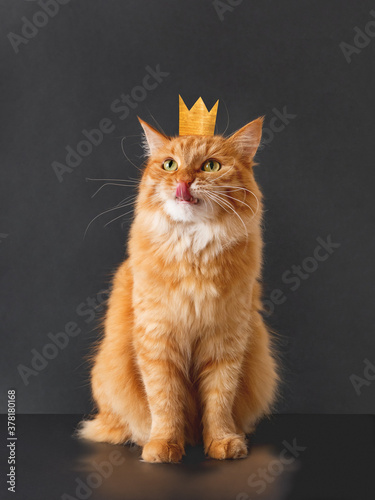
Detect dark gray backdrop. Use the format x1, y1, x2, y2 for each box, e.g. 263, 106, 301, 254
1, 0, 375, 414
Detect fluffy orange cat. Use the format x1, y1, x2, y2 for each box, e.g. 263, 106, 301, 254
79, 115, 279, 463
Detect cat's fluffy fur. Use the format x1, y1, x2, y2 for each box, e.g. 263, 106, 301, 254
78, 116, 279, 462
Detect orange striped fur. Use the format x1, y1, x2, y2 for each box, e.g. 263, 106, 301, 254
78, 117, 279, 462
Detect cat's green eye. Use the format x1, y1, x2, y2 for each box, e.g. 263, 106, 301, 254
202, 160, 221, 172
163, 159, 178, 172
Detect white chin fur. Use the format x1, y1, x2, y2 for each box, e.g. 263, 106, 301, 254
163, 198, 212, 222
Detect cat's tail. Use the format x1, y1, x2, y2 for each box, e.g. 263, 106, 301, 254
75, 413, 132, 445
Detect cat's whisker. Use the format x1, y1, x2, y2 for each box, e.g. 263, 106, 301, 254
104, 209, 135, 228
210, 188, 246, 202
209, 185, 241, 190
209, 185, 251, 193
84, 196, 137, 238
207, 192, 249, 241
145, 108, 167, 136
207, 197, 215, 214
205, 192, 232, 215
209, 185, 260, 217
86, 177, 140, 184
206, 192, 249, 243
202, 196, 214, 215
112, 134, 142, 139
91, 182, 139, 199
214, 192, 255, 217
115, 195, 138, 207
121, 137, 144, 172
221, 100, 230, 136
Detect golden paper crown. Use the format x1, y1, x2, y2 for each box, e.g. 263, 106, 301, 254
179, 95, 219, 136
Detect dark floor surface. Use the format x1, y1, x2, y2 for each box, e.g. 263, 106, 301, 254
1, 414, 374, 500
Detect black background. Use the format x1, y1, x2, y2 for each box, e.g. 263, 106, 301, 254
1, 0, 375, 414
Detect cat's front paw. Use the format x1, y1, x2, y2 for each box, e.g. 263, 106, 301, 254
142, 439, 184, 463
206, 435, 248, 460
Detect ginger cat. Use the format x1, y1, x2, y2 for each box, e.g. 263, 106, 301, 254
79, 115, 279, 463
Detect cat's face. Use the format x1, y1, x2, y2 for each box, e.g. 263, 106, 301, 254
138, 118, 263, 224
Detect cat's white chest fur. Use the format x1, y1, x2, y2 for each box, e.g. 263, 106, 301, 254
144, 210, 231, 259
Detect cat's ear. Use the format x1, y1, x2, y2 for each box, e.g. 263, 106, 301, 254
138, 118, 169, 156
229, 117, 264, 161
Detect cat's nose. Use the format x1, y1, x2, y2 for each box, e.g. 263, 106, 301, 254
176, 181, 192, 201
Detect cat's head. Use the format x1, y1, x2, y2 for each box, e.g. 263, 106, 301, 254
137, 117, 264, 225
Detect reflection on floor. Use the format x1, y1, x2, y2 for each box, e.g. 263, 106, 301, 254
1, 414, 374, 500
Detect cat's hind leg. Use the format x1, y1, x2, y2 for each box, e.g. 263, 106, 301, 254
234, 313, 279, 434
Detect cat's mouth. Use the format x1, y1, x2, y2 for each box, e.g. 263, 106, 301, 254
175, 182, 199, 205
175, 196, 199, 205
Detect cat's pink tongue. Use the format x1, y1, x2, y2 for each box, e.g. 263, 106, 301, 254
176, 181, 191, 201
